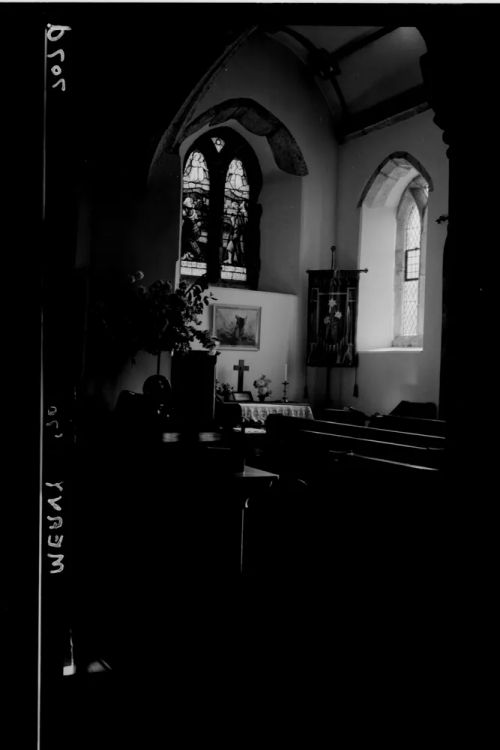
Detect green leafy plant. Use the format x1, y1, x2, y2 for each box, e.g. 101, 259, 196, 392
96, 271, 217, 367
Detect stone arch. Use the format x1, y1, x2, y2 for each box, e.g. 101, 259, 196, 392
358, 152, 433, 208
356, 153, 432, 351
392, 177, 429, 346
181, 98, 308, 177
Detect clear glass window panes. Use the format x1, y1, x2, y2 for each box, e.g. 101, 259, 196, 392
181, 151, 210, 276
220, 159, 249, 282
405, 205, 421, 253
405, 248, 420, 280
402, 203, 421, 336
402, 280, 419, 335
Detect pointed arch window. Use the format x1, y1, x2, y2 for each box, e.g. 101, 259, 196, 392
393, 179, 429, 347
356, 154, 432, 352
402, 203, 421, 336
180, 128, 262, 288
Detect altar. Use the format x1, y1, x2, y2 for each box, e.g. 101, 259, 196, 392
239, 402, 314, 425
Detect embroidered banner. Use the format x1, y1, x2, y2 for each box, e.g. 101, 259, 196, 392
307, 269, 359, 367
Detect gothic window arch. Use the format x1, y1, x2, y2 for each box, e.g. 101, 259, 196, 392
393, 178, 429, 346
180, 127, 262, 288
357, 154, 431, 351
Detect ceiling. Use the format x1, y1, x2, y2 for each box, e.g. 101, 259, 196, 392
269, 26, 429, 141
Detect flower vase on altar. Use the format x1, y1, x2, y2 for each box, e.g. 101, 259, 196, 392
253, 374, 272, 402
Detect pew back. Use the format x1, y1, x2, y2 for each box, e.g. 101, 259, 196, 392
266, 414, 445, 450
318, 407, 368, 425
263, 414, 445, 480
297, 428, 444, 468
244, 417, 447, 591
368, 413, 447, 437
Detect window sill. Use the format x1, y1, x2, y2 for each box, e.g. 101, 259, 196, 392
358, 347, 423, 353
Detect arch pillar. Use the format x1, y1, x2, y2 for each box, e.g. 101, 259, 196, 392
420, 25, 495, 475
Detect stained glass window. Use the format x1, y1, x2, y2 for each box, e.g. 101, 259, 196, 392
180, 151, 210, 277
402, 204, 421, 336
220, 159, 249, 282
180, 129, 261, 287
211, 136, 225, 153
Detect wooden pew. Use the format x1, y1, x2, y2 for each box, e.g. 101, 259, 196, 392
242, 418, 447, 609
319, 407, 447, 436
265, 415, 445, 466
296, 429, 444, 468
265, 414, 446, 450
263, 415, 445, 480
332, 451, 440, 474
309, 449, 443, 514
242, 448, 445, 596
317, 407, 368, 425
368, 413, 447, 437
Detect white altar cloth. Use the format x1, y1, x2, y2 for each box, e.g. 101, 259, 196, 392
239, 402, 314, 425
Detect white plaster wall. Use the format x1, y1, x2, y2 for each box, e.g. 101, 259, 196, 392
317, 109, 449, 415
357, 206, 396, 349
202, 286, 300, 402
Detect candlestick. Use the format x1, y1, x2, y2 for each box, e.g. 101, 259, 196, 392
281, 380, 289, 403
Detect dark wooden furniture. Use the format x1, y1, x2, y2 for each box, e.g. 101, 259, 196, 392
229, 465, 279, 573
262, 413, 446, 484
319, 407, 368, 425
390, 399, 438, 419
295, 428, 443, 467
266, 414, 446, 450
170, 350, 217, 428
368, 413, 447, 437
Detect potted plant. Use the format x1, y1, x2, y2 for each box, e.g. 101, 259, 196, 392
95, 270, 217, 402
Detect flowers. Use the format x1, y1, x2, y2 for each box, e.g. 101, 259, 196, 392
324, 295, 343, 325
253, 374, 272, 399
215, 380, 234, 401
96, 271, 217, 362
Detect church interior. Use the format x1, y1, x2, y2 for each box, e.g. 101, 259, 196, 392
23, 3, 496, 746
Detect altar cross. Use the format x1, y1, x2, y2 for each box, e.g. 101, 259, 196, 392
233, 359, 249, 391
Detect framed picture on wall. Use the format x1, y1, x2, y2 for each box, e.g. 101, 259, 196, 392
211, 303, 261, 350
